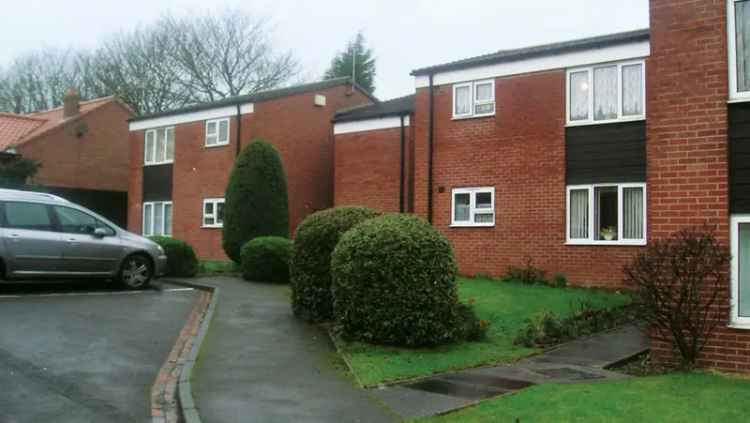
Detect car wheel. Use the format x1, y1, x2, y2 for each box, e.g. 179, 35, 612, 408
119, 254, 152, 289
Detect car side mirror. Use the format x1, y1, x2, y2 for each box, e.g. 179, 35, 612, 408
93, 227, 109, 238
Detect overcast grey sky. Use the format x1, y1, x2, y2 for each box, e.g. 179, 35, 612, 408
1, 0, 649, 100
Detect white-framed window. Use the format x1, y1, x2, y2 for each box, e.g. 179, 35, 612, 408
731, 215, 750, 328
202, 198, 225, 228
205, 118, 230, 147
451, 187, 495, 227
144, 127, 175, 165
566, 60, 646, 126
729, 0, 750, 101
566, 183, 646, 245
143, 201, 173, 237
453, 79, 495, 119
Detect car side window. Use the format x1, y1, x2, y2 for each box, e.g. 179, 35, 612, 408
3, 202, 55, 232
53, 206, 114, 236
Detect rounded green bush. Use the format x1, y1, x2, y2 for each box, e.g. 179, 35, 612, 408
331, 214, 474, 347
290, 206, 379, 322
149, 236, 199, 277
222, 140, 289, 263
240, 236, 293, 283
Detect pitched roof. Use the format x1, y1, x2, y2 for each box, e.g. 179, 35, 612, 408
130, 77, 379, 122
411, 29, 650, 76
333, 94, 415, 122
0, 96, 129, 150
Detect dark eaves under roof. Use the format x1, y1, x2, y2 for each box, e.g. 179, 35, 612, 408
411, 28, 650, 76
129, 77, 378, 122
333, 94, 415, 123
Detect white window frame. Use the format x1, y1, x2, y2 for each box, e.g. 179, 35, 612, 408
142, 201, 173, 237
565, 183, 647, 246
202, 198, 225, 228
205, 118, 230, 147
144, 127, 175, 165
729, 0, 750, 102
566, 60, 646, 126
452, 79, 495, 119
450, 187, 495, 227
730, 215, 750, 328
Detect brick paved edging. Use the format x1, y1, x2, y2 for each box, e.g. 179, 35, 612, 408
151, 280, 220, 423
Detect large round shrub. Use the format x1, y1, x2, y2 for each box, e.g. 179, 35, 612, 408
241, 236, 293, 283
290, 206, 379, 322
222, 140, 289, 263
149, 236, 199, 277
331, 214, 465, 346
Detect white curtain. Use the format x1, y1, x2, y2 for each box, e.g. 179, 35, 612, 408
569, 71, 589, 121
594, 66, 618, 121
164, 203, 173, 236
143, 203, 153, 236
740, 224, 750, 317
622, 64, 643, 116
623, 187, 644, 239
454, 193, 470, 221
166, 128, 175, 161
154, 203, 164, 235
145, 131, 155, 163
569, 189, 588, 239
738, 1, 750, 92
455, 86, 471, 115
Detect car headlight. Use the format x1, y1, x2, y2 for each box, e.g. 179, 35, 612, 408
156, 245, 165, 254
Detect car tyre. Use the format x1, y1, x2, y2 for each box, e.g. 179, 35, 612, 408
119, 254, 153, 289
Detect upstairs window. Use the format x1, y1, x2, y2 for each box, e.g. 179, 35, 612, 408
567, 60, 645, 125
144, 127, 175, 165
567, 183, 646, 245
206, 118, 230, 147
202, 198, 225, 228
451, 187, 495, 227
453, 80, 495, 119
730, 0, 750, 100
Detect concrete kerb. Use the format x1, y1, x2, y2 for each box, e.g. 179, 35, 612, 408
161, 278, 220, 423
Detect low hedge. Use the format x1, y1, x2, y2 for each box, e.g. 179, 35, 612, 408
149, 236, 199, 277
240, 236, 293, 283
290, 206, 379, 322
331, 214, 483, 347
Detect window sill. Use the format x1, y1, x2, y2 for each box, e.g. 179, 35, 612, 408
201, 225, 223, 229
728, 322, 750, 330
565, 240, 646, 246
204, 142, 230, 149
565, 116, 645, 128
728, 97, 750, 104
452, 113, 495, 121
144, 161, 174, 167
449, 223, 495, 228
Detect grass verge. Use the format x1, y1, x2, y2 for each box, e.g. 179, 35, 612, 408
336, 277, 629, 386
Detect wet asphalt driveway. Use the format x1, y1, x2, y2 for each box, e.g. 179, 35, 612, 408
0, 280, 198, 423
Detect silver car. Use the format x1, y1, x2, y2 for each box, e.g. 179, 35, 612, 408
0, 189, 167, 288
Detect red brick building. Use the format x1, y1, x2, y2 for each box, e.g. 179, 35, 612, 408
0, 90, 133, 225
127, 78, 373, 261
331, 0, 750, 373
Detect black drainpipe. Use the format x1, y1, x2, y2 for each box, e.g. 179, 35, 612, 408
427, 74, 435, 224
235, 104, 242, 157
399, 114, 406, 213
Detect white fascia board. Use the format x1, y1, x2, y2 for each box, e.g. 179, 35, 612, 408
414, 41, 650, 88
129, 102, 254, 131
334, 116, 409, 135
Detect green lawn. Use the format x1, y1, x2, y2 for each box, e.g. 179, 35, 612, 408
336, 277, 630, 387
198, 260, 239, 275
417, 372, 750, 422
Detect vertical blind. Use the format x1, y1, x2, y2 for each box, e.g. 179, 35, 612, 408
622, 64, 643, 116
569, 189, 589, 239
623, 187, 644, 239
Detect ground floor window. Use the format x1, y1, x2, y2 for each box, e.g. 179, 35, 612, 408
143, 201, 172, 237
203, 198, 225, 228
731, 216, 750, 326
451, 187, 495, 227
566, 183, 645, 245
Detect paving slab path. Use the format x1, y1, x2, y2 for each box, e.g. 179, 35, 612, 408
187, 276, 395, 423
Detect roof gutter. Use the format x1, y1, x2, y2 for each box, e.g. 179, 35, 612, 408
427, 73, 434, 224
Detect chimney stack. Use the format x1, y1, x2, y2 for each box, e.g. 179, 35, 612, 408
63, 88, 80, 119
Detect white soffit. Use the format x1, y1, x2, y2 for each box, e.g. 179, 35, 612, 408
414, 41, 650, 88
334, 115, 410, 135
129, 103, 254, 131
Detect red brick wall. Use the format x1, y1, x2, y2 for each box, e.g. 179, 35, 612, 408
128, 85, 372, 261
647, 0, 749, 372
334, 122, 411, 213
20, 101, 132, 192
412, 72, 645, 288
